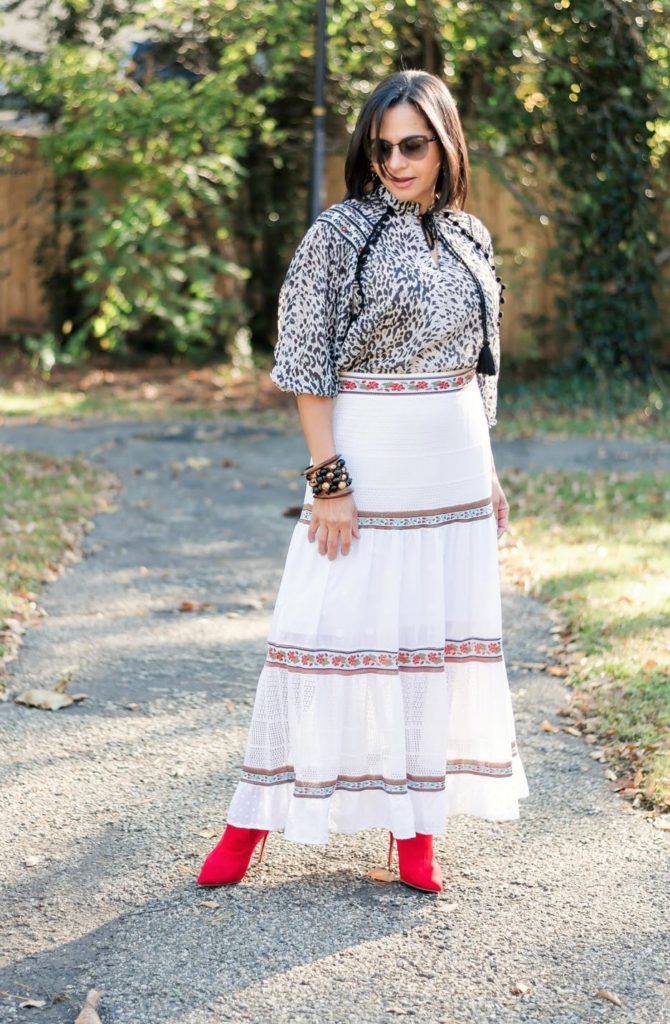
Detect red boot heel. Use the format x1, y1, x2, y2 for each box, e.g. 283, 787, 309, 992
388, 831, 443, 892
197, 824, 269, 887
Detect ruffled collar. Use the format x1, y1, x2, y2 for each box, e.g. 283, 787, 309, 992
370, 179, 438, 217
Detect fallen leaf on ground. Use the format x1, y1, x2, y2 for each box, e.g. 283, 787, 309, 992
562, 726, 583, 737
546, 665, 569, 677
367, 867, 397, 883
540, 720, 560, 733
609, 778, 635, 792
74, 989, 102, 1024
183, 457, 212, 471
199, 900, 220, 909
15, 688, 74, 711
19, 999, 46, 1009
595, 989, 623, 1007
24, 856, 40, 867
179, 600, 210, 613
198, 830, 219, 839
510, 981, 531, 995
652, 815, 670, 831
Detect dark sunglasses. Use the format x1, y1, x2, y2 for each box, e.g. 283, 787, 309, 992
365, 134, 439, 162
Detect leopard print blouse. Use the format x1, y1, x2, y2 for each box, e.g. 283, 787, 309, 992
270, 179, 502, 428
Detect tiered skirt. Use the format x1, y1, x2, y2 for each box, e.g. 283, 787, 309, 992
226, 365, 529, 844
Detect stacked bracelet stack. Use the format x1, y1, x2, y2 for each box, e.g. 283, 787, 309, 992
301, 453, 354, 499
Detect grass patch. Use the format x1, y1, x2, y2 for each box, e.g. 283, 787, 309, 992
500, 467, 670, 811
1, 346, 668, 439
0, 447, 118, 685
496, 363, 670, 440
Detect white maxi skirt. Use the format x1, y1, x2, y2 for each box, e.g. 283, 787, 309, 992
226, 365, 530, 844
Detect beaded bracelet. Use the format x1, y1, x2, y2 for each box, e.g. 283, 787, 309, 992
301, 453, 354, 498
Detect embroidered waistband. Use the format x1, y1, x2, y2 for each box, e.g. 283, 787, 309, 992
337, 366, 476, 394
299, 496, 493, 530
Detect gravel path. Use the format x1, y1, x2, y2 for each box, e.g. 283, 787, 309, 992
1, 420, 668, 1024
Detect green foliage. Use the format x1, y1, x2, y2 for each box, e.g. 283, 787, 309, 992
0, 8, 268, 360
435, 0, 670, 378
497, 361, 669, 439
0, 0, 668, 372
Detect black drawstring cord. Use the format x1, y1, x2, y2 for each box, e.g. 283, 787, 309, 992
419, 209, 437, 251
351, 206, 396, 320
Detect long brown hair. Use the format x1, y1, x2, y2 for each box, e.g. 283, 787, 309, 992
344, 70, 470, 213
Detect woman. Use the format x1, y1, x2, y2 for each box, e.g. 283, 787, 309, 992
198, 69, 529, 893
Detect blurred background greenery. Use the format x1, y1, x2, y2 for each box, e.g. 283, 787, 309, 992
0, 0, 668, 398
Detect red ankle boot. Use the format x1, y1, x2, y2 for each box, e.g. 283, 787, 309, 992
388, 832, 443, 892
197, 824, 269, 887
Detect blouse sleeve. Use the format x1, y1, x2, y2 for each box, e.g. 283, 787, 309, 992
270, 216, 346, 398
472, 219, 501, 430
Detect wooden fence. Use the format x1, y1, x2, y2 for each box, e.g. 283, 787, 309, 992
0, 135, 52, 335
2, 132, 668, 360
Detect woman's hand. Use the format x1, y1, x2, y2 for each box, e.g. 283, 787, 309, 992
492, 473, 509, 539
307, 493, 360, 559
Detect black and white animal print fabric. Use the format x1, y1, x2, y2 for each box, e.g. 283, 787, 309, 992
270, 180, 502, 428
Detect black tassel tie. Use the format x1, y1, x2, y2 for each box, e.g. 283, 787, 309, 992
476, 339, 497, 376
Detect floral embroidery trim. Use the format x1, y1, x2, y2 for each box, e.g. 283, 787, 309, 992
265, 637, 503, 674
299, 496, 493, 530
337, 367, 476, 395
240, 745, 519, 796
317, 202, 377, 250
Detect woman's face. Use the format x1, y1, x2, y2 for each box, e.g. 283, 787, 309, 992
368, 101, 442, 213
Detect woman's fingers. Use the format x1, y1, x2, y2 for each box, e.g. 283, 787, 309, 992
308, 495, 359, 559
318, 523, 330, 557
339, 526, 353, 557
326, 523, 353, 559
492, 477, 510, 539
313, 519, 355, 558
496, 499, 509, 538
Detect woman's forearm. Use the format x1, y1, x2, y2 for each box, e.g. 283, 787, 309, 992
295, 394, 336, 467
